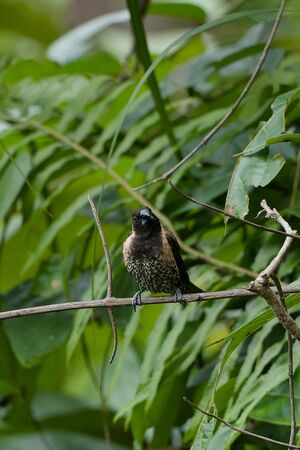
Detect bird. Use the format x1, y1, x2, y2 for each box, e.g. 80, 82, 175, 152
123, 206, 203, 309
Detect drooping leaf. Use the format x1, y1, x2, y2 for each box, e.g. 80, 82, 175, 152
225, 150, 285, 218
242, 87, 300, 155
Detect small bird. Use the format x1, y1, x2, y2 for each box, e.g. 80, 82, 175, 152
123, 206, 203, 308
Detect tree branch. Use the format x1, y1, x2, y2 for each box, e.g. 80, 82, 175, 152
88, 195, 117, 364
272, 275, 296, 450
1, 285, 300, 321
170, 181, 300, 241
136, 0, 286, 189
249, 200, 300, 341
183, 396, 300, 449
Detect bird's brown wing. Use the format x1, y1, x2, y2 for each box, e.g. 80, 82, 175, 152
165, 230, 191, 286
165, 230, 203, 293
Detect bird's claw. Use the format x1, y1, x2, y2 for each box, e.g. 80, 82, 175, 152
132, 290, 143, 312
175, 288, 187, 307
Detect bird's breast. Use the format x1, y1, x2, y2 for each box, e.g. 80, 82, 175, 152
123, 232, 162, 261
123, 232, 180, 293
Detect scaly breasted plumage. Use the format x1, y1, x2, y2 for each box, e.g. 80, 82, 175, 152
123, 207, 202, 299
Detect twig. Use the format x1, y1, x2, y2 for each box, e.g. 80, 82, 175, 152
88, 196, 113, 297
272, 275, 297, 449
249, 200, 300, 341
135, 0, 286, 190
170, 181, 300, 241
258, 200, 296, 278
1, 285, 300, 321
87, 195, 118, 364
183, 396, 300, 449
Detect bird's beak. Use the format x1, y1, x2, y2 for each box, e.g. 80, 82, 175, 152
141, 218, 147, 226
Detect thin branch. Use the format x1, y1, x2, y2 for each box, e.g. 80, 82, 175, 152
258, 200, 297, 278
87, 195, 117, 364
170, 181, 300, 241
136, 0, 286, 190
183, 396, 300, 449
0, 285, 300, 321
272, 275, 297, 449
250, 200, 300, 341
88, 196, 113, 297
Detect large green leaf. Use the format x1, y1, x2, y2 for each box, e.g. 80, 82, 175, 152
242, 87, 300, 155
225, 150, 285, 218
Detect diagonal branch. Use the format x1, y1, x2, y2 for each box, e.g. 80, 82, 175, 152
136, 0, 286, 190
170, 181, 300, 240
183, 396, 300, 449
249, 200, 300, 341
87, 195, 117, 363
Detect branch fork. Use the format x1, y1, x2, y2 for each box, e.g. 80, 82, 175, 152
249, 200, 300, 341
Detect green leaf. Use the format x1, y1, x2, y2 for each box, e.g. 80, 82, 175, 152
0, 431, 129, 450
66, 261, 107, 361
0, 151, 32, 221
2, 57, 120, 84
250, 389, 300, 425
22, 186, 102, 274
2, 284, 73, 367
148, 2, 205, 22
109, 8, 280, 161
225, 150, 285, 218
220, 293, 300, 372
242, 87, 300, 155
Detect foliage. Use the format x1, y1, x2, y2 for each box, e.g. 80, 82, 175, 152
0, 0, 300, 449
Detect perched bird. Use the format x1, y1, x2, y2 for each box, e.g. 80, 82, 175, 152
123, 206, 203, 308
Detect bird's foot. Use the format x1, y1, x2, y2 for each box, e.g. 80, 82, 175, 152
132, 290, 143, 312
175, 288, 187, 307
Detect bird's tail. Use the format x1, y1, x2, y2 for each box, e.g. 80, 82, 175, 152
188, 282, 204, 293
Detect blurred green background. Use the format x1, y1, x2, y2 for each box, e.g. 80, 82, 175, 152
0, 0, 300, 448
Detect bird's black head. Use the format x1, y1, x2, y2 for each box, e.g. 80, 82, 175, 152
132, 206, 161, 235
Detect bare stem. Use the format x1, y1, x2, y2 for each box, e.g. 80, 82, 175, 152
183, 396, 300, 449
250, 200, 300, 341
87, 195, 117, 364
